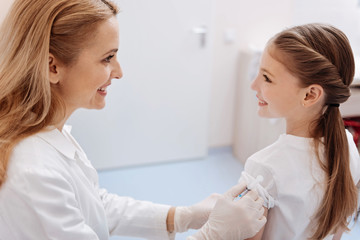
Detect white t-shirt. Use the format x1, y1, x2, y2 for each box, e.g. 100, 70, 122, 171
239, 129, 360, 240
0, 126, 174, 240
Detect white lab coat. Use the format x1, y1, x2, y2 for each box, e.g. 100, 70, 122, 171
0, 126, 174, 240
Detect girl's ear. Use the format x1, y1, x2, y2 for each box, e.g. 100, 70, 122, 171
49, 53, 62, 84
302, 84, 324, 107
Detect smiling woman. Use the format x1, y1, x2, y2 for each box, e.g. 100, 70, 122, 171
0, 0, 266, 239
50, 16, 122, 127
0, 0, 118, 187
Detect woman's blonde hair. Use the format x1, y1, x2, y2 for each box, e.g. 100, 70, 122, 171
0, 0, 118, 186
269, 23, 358, 239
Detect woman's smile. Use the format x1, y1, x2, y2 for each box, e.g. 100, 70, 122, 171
97, 82, 111, 96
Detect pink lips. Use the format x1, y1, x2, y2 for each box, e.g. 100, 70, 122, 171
97, 83, 111, 96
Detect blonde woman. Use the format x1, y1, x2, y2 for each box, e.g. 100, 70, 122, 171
0, 0, 265, 239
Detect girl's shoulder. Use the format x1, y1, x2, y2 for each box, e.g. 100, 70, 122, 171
248, 133, 313, 165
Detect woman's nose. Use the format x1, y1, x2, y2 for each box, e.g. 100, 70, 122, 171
112, 60, 123, 79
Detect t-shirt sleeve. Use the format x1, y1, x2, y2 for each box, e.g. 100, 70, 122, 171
347, 129, 360, 185
345, 129, 360, 219
239, 159, 277, 209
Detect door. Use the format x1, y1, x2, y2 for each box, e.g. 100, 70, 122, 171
68, 0, 214, 169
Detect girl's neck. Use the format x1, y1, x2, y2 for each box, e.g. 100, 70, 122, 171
285, 106, 324, 138
286, 118, 313, 138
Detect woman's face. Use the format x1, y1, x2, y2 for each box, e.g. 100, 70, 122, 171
57, 16, 122, 114
251, 46, 305, 120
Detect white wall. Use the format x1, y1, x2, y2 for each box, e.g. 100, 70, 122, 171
0, 0, 13, 24
293, 0, 360, 53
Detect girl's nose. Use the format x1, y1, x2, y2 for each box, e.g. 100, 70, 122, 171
250, 77, 258, 91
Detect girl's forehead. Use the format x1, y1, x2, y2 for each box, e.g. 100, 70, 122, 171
265, 44, 285, 63
261, 48, 283, 69
263, 46, 294, 72
261, 47, 301, 85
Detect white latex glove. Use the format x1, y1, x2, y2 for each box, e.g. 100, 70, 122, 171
174, 193, 223, 232
188, 183, 266, 240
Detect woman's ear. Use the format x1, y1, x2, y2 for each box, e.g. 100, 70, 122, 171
302, 84, 324, 107
49, 53, 61, 84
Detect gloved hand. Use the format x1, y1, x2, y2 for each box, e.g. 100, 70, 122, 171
188, 183, 266, 240
174, 193, 223, 232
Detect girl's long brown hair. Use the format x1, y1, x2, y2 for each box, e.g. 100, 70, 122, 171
0, 0, 118, 187
269, 24, 358, 239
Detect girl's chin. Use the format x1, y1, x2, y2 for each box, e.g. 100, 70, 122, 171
257, 110, 276, 118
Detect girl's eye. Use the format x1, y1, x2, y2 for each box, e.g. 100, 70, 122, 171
104, 55, 115, 63
263, 74, 272, 83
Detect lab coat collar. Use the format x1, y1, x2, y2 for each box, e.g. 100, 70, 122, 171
36, 125, 77, 160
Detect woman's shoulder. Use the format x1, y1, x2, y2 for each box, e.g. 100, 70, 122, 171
11, 134, 50, 163
7, 129, 74, 179
12, 132, 58, 160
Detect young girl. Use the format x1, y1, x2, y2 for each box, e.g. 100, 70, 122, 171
0, 0, 265, 239
239, 23, 360, 239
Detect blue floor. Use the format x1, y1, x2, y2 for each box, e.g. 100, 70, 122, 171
98, 147, 360, 240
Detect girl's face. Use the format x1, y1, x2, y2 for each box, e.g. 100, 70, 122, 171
251, 46, 306, 121
57, 16, 122, 115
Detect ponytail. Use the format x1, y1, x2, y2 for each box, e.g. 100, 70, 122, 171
312, 106, 358, 239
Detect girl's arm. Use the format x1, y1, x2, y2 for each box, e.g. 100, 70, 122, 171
246, 207, 268, 240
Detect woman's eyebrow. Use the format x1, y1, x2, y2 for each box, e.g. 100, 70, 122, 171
103, 48, 118, 56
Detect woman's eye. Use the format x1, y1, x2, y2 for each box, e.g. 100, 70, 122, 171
104, 55, 115, 63
263, 74, 272, 83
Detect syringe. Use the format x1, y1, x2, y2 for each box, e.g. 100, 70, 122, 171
235, 175, 264, 201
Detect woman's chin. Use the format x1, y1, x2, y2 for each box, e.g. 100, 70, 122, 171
87, 102, 106, 110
